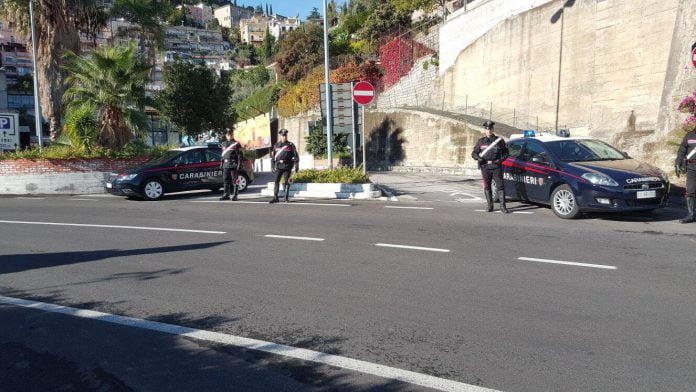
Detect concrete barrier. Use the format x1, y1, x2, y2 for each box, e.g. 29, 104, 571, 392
261, 182, 382, 200
1, 172, 109, 195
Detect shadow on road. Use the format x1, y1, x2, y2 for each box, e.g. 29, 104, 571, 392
0, 242, 231, 275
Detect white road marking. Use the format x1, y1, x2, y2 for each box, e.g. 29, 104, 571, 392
0, 220, 226, 235
16, 197, 45, 200
450, 192, 483, 201
0, 296, 498, 392
264, 234, 325, 242
384, 206, 434, 210
518, 257, 617, 270
190, 200, 351, 207
375, 243, 450, 253
69, 198, 97, 201
474, 210, 534, 214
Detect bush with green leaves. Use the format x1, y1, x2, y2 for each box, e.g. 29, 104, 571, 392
305, 126, 350, 158
62, 104, 99, 152
293, 167, 370, 184
0, 140, 174, 160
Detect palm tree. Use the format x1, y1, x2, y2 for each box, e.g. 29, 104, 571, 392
0, 0, 106, 140
62, 43, 151, 149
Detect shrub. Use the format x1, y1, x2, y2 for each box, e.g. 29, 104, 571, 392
0, 140, 174, 160
293, 167, 370, 184
63, 104, 99, 152
305, 125, 349, 158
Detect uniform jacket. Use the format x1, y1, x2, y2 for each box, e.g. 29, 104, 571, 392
676, 130, 696, 170
272, 141, 300, 171
220, 139, 242, 170
472, 135, 509, 169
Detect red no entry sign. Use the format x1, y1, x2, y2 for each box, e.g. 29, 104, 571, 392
352, 81, 375, 105
692, 48, 696, 68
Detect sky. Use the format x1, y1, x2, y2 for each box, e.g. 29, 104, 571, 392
237, 0, 326, 20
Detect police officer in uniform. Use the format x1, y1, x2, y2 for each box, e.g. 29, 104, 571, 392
472, 121, 510, 213
220, 128, 242, 201
676, 128, 696, 223
270, 129, 300, 203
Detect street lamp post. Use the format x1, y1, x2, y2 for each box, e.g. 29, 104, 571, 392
322, 0, 333, 169
29, 0, 43, 149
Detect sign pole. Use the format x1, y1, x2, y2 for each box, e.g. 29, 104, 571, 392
322, 0, 333, 169
29, 0, 43, 150
351, 82, 357, 169
361, 104, 366, 175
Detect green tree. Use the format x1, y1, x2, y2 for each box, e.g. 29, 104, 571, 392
0, 0, 107, 139
260, 27, 277, 63
276, 25, 323, 82
158, 60, 234, 136
63, 104, 99, 152
307, 7, 321, 20
359, 2, 411, 44
305, 124, 348, 158
327, 0, 338, 26
62, 44, 151, 150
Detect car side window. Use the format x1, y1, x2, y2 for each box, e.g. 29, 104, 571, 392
173, 150, 204, 165
520, 142, 549, 163
508, 142, 523, 158
205, 150, 221, 163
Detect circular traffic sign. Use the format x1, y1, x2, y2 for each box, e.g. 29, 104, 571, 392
692, 48, 696, 68
353, 81, 375, 105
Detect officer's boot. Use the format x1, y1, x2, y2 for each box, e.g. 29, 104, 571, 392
219, 183, 230, 201
231, 183, 238, 201
680, 197, 696, 223
484, 189, 494, 212
498, 190, 510, 214
284, 181, 290, 203
270, 181, 280, 203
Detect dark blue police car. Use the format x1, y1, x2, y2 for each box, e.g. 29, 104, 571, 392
500, 132, 669, 219
105, 145, 255, 200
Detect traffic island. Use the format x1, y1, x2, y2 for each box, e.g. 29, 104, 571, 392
261, 182, 382, 200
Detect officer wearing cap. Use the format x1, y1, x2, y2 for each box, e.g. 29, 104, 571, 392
219, 128, 242, 201
270, 129, 300, 203
472, 121, 510, 213
676, 128, 696, 223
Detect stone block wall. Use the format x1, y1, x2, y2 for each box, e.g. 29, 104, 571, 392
376, 56, 440, 109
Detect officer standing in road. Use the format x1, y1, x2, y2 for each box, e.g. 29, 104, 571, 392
220, 128, 242, 201
676, 128, 696, 223
270, 129, 300, 203
472, 121, 510, 213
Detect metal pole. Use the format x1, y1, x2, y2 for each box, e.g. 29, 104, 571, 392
29, 0, 43, 149
555, 9, 564, 131
351, 82, 357, 169
361, 104, 366, 175
322, 0, 333, 169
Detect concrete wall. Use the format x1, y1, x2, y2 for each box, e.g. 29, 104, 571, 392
364, 108, 482, 173
277, 111, 320, 156
439, 0, 554, 74
440, 0, 689, 169
376, 56, 439, 109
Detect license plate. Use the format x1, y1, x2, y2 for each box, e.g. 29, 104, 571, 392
106, 183, 113, 189
637, 190, 656, 199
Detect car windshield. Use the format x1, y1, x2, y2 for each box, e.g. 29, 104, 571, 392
545, 139, 626, 162
145, 151, 180, 166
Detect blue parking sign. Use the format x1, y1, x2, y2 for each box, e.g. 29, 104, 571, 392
0, 113, 19, 151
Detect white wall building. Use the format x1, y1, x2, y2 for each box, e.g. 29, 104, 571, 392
214, 3, 254, 29
267, 16, 301, 39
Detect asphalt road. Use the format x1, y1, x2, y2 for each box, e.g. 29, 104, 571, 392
1, 175, 695, 392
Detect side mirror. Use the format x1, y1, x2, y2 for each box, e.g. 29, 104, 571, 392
531, 155, 549, 165
622, 152, 631, 159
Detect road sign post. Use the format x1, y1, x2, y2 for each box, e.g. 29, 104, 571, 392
352, 82, 375, 175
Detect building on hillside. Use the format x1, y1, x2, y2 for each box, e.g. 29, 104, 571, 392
214, 3, 254, 29
268, 16, 301, 39
0, 20, 33, 92
177, 3, 215, 27
239, 14, 268, 47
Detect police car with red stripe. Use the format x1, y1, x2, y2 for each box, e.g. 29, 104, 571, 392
500, 131, 669, 219
105, 145, 255, 200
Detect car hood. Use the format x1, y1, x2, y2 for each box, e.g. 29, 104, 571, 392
568, 159, 665, 183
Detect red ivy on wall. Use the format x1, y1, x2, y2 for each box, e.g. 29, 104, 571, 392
379, 37, 434, 89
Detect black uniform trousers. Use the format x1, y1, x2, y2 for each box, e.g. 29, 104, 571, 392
687, 167, 696, 197
222, 168, 238, 188
480, 166, 504, 192
273, 168, 292, 197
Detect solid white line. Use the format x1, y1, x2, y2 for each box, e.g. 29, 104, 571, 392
384, 206, 434, 210
69, 198, 97, 201
190, 200, 268, 204
16, 197, 45, 200
0, 296, 498, 392
518, 257, 617, 270
189, 200, 351, 207
264, 234, 325, 242
375, 243, 450, 253
474, 210, 534, 214
0, 220, 226, 235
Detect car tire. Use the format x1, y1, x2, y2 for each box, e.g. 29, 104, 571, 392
141, 178, 165, 201
237, 173, 249, 193
551, 184, 580, 219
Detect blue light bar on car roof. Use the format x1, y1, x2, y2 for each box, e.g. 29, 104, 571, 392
524, 130, 536, 138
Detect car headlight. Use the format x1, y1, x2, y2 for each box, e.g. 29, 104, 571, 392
582, 173, 619, 186
119, 173, 138, 181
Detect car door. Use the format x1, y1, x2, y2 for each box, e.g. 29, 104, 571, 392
518, 141, 553, 202
204, 149, 223, 187
171, 150, 205, 190
502, 140, 524, 199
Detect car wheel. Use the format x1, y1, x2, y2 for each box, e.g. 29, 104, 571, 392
236, 173, 249, 193
142, 179, 165, 201
551, 184, 580, 219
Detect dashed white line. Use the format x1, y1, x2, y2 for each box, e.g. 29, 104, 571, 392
189, 200, 351, 207
375, 243, 450, 253
16, 197, 45, 200
264, 234, 325, 242
474, 210, 534, 214
518, 257, 617, 270
0, 220, 226, 235
0, 296, 498, 392
69, 198, 97, 201
384, 206, 434, 210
